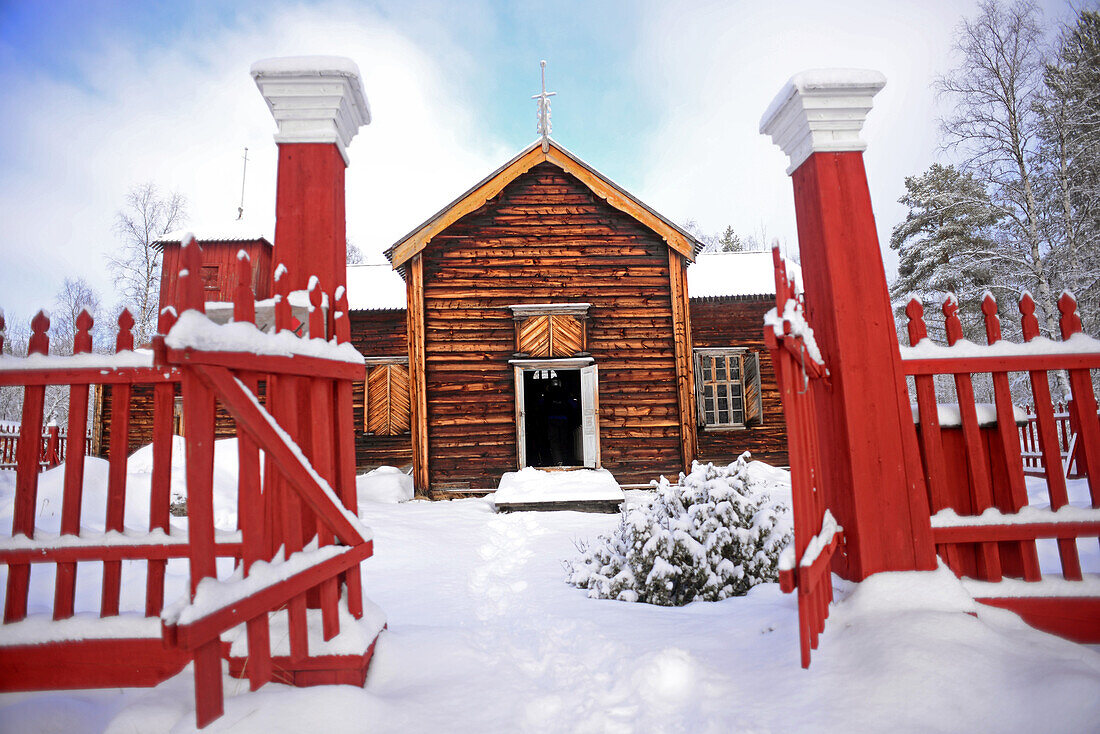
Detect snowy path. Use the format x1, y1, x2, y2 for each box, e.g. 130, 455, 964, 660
1, 459, 1099, 732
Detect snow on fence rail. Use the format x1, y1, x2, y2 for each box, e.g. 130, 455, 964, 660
899, 292, 1100, 643
0, 239, 380, 729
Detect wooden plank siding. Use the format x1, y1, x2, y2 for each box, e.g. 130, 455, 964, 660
418, 162, 685, 488
690, 297, 789, 467
158, 239, 273, 316
348, 309, 412, 472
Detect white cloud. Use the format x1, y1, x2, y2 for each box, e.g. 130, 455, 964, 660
632, 0, 966, 269
0, 2, 511, 314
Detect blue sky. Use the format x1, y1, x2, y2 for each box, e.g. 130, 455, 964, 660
0, 0, 1081, 317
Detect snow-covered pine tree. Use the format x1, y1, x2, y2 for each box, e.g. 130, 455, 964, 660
565, 454, 791, 606
1035, 8, 1100, 335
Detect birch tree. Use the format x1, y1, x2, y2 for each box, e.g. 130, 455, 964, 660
107, 183, 187, 344
937, 1, 1061, 336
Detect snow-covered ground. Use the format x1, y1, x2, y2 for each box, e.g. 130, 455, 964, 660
0, 449, 1099, 733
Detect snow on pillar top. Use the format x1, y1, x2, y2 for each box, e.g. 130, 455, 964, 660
759, 69, 886, 175
251, 56, 371, 166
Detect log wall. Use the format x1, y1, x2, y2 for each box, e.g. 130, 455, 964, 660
419, 162, 684, 488
690, 296, 789, 467
348, 309, 412, 471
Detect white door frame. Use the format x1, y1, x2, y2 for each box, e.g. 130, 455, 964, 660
511, 357, 600, 469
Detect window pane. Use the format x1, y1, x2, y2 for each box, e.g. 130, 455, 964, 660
703, 361, 712, 380
717, 384, 727, 399
705, 409, 715, 424
704, 385, 713, 400
730, 360, 741, 379
732, 408, 744, 424
718, 408, 730, 424
715, 359, 726, 380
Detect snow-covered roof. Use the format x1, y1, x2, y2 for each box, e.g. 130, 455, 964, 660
687, 251, 800, 300
343, 252, 791, 311
156, 226, 271, 246
345, 263, 407, 311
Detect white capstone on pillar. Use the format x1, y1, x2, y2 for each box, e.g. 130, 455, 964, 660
251, 56, 372, 166
759, 69, 886, 175
757, 68, 937, 579
251, 56, 371, 294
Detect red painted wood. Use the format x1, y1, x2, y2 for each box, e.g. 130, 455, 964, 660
1020, 294, 1082, 579
982, 295, 1041, 581
902, 352, 1100, 375
789, 151, 935, 579
0, 367, 180, 387
182, 363, 221, 729
0, 638, 192, 691
101, 395, 131, 616
188, 365, 366, 545
164, 348, 361, 381
164, 542, 373, 651
932, 520, 1100, 544
273, 143, 348, 295
1058, 294, 1100, 509
54, 311, 94, 619
227, 637, 379, 688
943, 299, 1002, 582
0, 541, 242, 565
145, 381, 175, 616
974, 597, 1100, 644
6, 389, 46, 622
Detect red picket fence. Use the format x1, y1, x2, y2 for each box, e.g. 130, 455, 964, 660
0, 239, 378, 728
1019, 402, 1086, 479
901, 292, 1100, 641
0, 423, 92, 472
765, 250, 840, 668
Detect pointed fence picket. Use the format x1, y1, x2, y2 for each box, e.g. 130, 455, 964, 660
0, 238, 378, 729
901, 291, 1100, 642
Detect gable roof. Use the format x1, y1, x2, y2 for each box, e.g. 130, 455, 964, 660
385, 139, 704, 268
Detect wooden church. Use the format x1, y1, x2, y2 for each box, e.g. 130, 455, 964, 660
118, 106, 792, 495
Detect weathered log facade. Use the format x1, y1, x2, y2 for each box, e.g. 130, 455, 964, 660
117, 143, 790, 494
690, 297, 789, 467
410, 161, 688, 488
349, 308, 412, 472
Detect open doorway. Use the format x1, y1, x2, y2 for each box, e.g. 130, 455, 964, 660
515, 362, 600, 469
523, 369, 582, 466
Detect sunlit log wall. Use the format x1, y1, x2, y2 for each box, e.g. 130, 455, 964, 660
690, 296, 789, 467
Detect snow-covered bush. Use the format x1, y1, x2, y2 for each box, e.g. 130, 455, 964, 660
565, 454, 791, 606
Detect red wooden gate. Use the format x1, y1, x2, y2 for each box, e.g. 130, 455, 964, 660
765, 250, 841, 667
0, 238, 381, 728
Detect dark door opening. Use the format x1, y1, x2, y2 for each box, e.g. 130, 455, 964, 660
523, 369, 582, 467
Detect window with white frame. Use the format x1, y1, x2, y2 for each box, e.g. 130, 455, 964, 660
693, 348, 763, 428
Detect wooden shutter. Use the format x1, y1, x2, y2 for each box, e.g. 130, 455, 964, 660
550, 315, 584, 356
366, 364, 411, 435
580, 364, 600, 468
518, 315, 551, 357
517, 314, 585, 357
692, 351, 706, 426
741, 352, 763, 426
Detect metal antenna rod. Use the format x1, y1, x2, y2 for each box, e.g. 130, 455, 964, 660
236, 146, 249, 220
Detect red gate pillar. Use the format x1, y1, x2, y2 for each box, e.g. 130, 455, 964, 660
760, 70, 936, 580
252, 56, 371, 296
